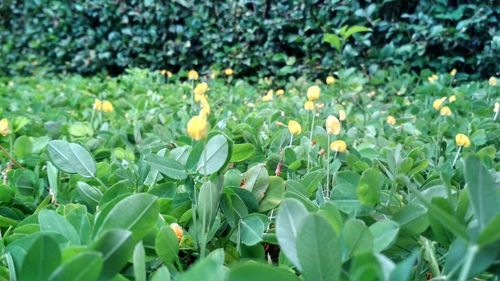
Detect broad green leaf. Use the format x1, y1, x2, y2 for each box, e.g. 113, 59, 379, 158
228, 262, 301, 281
155, 225, 179, 264
48, 251, 103, 281
47, 140, 96, 178
230, 143, 255, 162
144, 153, 187, 180
143, 148, 167, 185
323, 33, 341, 51
47, 161, 58, 196
241, 164, 269, 200
197, 134, 230, 175
178, 249, 228, 281
19, 234, 61, 281
258, 176, 285, 212
276, 198, 308, 270
356, 168, 383, 205
238, 214, 269, 246
133, 241, 146, 281
95, 193, 159, 242
369, 220, 399, 252
342, 219, 373, 257
296, 213, 341, 281
343, 25, 372, 39
478, 213, 500, 245
38, 209, 81, 246
392, 203, 429, 236
76, 181, 102, 209
464, 155, 499, 229
13, 136, 32, 159
151, 266, 171, 281
301, 171, 324, 196
90, 229, 135, 281
198, 181, 223, 233
389, 250, 419, 281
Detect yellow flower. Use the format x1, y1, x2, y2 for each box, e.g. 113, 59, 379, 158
304, 101, 315, 111
101, 101, 113, 113
432, 97, 447, 110
449, 95, 456, 103
339, 110, 346, 121
160, 70, 173, 78
262, 90, 273, 102
494, 102, 500, 113
455, 133, 471, 148
307, 85, 320, 101
326, 76, 336, 85
200, 96, 211, 115
224, 68, 234, 76
169, 223, 183, 241
428, 74, 438, 82
194, 82, 209, 101
450, 69, 457, 76
276, 89, 285, 96
188, 70, 199, 80
186, 115, 208, 140
489, 76, 497, 86
325, 115, 341, 135
94, 99, 102, 111
0, 119, 9, 136
330, 140, 347, 153
387, 115, 396, 125
288, 120, 301, 136
440, 106, 452, 116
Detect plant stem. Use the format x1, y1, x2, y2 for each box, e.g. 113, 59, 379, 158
326, 134, 331, 199
93, 176, 108, 190
307, 110, 315, 172
288, 134, 293, 147
435, 117, 441, 165
452, 146, 462, 168
494, 111, 498, 121
458, 245, 478, 281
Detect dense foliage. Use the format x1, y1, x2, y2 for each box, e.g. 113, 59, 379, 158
1, 0, 499, 78
0, 68, 499, 280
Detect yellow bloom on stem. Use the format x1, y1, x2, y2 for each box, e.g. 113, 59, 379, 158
188, 70, 199, 80
450, 69, 457, 76
489, 76, 497, 86
494, 102, 500, 113
0, 118, 10, 136
325, 115, 341, 135
307, 85, 320, 101
432, 97, 447, 110
160, 70, 173, 78
440, 106, 452, 116
288, 120, 301, 136
449, 95, 456, 103
455, 133, 471, 148
326, 76, 336, 85
262, 90, 273, 102
194, 82, 209, 101
200, 96, 211, 115
339, 110, 346, 121
304, 101, 315, 111
428, 74, 438, 82
276, 89, 285, 96
330, 140, 347, 153
387, 115, 396, 125
187, 115, 208, 141
101, 101, 113, 113
94, 99, 102, 111
169, 223, 183, 241
224, 68, 234, 76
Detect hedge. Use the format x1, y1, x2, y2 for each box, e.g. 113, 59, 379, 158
0, 0, 499, 78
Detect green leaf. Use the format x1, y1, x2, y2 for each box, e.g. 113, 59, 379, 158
151, 266, 171, 281
197, 134, 230, 175
76, 181, 102, 209
94, 193, 159, 242
463, 155, 499, 229
296, 213, 341, 281
47, 140, 96, 178
241, 164, 269, 200
478, 213, 500, 245
258, 176, 285, 212
301, 171, 324, 196
392, 203, 429, 236
133, 241, 146, 281
239, 214, 269, 246
48, 251, 103, 281
342, 219, 373, 257
90, 230, 135, 281
228, 262, 301, 281
323, 33, 341, 51
178, 249, 228, 281
38, 209, 81, 246
230, 143, 255, 162
13, 136, 32, 159
343, 25, 372, 39
276, 198, 309, 270
47, 161, 58, 196
369, 220, 399, 252
19, 234, 61, 281
155, 225, 179, 264
143, 153, 187, 180
198, 181, 223, 233
356, 168, 383, 205
389, 250, 419, 281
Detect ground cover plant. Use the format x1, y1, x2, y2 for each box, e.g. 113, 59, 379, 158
0, 67, 499, 281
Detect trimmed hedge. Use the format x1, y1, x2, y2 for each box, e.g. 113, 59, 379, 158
0, 0, 499, 78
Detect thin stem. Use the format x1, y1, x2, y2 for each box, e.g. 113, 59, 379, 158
452, 146, 462, 168
326, 134, 331, 199
93, 176, 109, 190
458, 245, 478, 281
494, 111, 498, 121
191, 80, 195, 114
435, 117, 441, 166
90, 108, 96, 128
288, 134, 294, 147
307, 110, 315, 172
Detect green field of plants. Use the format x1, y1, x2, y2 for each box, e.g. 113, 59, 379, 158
0, 67, 498, 281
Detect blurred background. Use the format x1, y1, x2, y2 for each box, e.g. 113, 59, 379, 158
1, 0, 499, 79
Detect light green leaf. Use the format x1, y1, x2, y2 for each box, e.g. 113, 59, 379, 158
197, 134, 230, 175
47, 140, 96, 178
